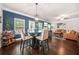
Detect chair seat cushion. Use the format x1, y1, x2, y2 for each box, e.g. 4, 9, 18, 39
36, 36, 43, 41
25, 36, 32, 40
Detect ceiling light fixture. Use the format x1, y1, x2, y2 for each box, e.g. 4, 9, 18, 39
56, 14, 69, 20
60, 14, 69, 20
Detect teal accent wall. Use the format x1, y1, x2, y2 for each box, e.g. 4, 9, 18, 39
3, 10, 51, 35
3, 10, 34, 33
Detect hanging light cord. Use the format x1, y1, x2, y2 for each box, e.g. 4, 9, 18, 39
35, 3, 38, 17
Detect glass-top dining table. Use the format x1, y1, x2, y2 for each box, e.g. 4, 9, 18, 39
26, 32, 49, 50
28, 32, 41, 48
21, 32, 49, 54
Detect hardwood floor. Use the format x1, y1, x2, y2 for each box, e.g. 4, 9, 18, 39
0, 38, 79, 55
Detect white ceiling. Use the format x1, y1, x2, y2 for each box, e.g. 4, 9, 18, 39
2, 3, 79, 22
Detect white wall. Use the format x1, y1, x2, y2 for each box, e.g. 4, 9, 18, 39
64, 18, 79, 32
0, 4, 3, 48
52, 18, 79, 32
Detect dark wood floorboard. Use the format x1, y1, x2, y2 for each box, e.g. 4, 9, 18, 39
0, 39, 79, 55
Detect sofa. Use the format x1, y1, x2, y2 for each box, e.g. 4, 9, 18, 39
63, 30, 78, 41
54, 29, 66, 37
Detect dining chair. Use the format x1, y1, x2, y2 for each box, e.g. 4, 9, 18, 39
20, 30, 32, 54
36, 29, 49, 53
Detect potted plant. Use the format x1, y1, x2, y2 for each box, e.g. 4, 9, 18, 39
5, 16, 11, 31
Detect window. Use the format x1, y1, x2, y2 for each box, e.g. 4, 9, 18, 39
38, 22, 42, 32
14, 18, 25, 34
48, 24, 51, 30
28, 21, 35, 33
44, 22, 48, 26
